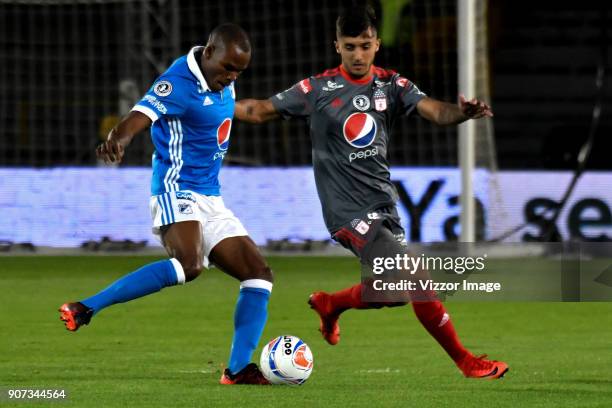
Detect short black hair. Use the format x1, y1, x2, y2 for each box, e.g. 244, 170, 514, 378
336, 4, 378, 37
208, 23, 251, 53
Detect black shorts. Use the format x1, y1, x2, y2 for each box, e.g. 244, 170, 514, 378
332, 206, 407, 261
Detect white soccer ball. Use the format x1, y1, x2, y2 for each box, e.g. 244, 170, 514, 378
260, 335, 314, 385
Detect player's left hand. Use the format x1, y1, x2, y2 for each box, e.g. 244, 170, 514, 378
459, 94, 493, 119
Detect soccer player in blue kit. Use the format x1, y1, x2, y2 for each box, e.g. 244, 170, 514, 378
235, 7, 508, 379
59, 24, 271, 385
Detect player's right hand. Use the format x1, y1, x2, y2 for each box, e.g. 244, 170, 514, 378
96, 140, 125, 164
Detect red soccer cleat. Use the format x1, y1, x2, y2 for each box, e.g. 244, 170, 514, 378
308, 292, 340, 345
458, 353, 509, 379
59, 302, 93, 332
219, 363, 270, 385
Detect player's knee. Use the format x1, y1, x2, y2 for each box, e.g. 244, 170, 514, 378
177, 256, 204, 282
252, 264, 274, 283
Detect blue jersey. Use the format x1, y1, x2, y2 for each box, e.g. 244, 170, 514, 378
132, 46, 235, 196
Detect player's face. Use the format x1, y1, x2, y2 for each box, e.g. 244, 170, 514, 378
335, 27, 380, 78
202, 43, 251, 92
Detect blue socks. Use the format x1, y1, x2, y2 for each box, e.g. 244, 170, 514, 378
81, 259, 185, 315
80, 260, 270, 376
228, 280, 273, 375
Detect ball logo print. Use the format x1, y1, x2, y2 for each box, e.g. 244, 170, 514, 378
217, 118, 232, 151
343, 112, 377, 148
292, 344, 314, 370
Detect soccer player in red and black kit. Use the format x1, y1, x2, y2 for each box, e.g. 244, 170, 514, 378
235, 7, 508, 379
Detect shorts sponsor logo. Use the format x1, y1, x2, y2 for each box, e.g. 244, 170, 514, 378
299, 79, 313, 94
343, 112, 377, 148
176, 191, 195, 202
153, 80, 173, 97
352, 95, 370, 111
355, 220, 370, 235
178, 203, 193, 214
203, 96, 214, 106
143, 95, 167, 114
367, 212, 380, 220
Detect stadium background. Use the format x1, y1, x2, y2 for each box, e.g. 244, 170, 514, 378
1, 0, 611, 247
1, 2, 612, 407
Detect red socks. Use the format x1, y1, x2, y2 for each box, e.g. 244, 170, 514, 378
327, 283, 469, 363
328, 283, 370, 312
411, 300, 469, 362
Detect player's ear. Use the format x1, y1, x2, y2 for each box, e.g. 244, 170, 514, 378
334, 40, 340, 54
204, 44, 215, 59
375, 38, 380, 52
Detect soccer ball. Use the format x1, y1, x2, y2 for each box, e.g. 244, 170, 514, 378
260, 335, 314, 385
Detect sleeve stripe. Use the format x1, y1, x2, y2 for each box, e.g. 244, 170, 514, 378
132, 105, 159, 122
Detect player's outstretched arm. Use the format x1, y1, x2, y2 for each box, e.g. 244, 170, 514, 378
96, 111, 152, 164
235, 99, 280, 124
416, 94, 493, 126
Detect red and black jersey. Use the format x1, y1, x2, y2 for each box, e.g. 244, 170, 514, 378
270, 65, 426, 232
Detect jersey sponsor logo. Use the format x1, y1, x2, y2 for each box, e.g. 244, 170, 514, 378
203, 96, 214, 106
343, 112, 377, 148
322, 80, 344, 91
153, 80, 173, 97
349, 146, 378, 162
143, 95, 167, 114
352, 95, 370, 111
299, 79, 312, 94
217, 118, 232, 151
175, 191, 196, 202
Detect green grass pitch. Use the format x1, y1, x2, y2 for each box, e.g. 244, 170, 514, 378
1, 256, 611, 407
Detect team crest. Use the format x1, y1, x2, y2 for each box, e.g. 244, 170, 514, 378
352, 95, 370, 111
153, 80, 173, 97
355, 220, 370, 235
374, 89, 387, 111
178, 203, 193, 215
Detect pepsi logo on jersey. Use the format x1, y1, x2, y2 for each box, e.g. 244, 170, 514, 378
343, 112, 379, 163
343, 112, 376, 148
214, 118, 232, 160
